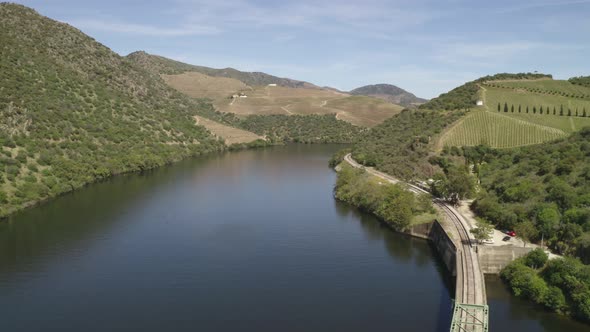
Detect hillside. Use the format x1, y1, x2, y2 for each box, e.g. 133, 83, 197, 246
351, 109, 465, 180
423, 75, 590, 149
127, 51, 316, 88
162, 71, 250, 100
129, 52, 403, 127
469, 128, 590, 263
0, 3, 229, 217
350, 83, 427, 107
420, 73, 552, 111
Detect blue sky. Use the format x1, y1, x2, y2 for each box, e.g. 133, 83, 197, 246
13, 0, 590, 98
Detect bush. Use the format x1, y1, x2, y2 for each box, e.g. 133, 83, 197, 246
523, 249, 548, 269
334, 164, 426, 231
544, 286, 567, 312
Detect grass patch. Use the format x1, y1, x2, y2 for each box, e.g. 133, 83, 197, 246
412, 212, 438, 225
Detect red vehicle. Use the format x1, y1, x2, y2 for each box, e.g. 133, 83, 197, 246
506, 230, 516, 237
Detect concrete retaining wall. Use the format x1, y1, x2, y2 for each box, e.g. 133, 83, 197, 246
406, 222, 434, 240
427, 220, 458, 276
477, 245, 533, 274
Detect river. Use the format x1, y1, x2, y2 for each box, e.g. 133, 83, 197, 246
0, 144, 587, 331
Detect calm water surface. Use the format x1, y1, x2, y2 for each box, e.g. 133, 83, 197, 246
0, 145, 587, 332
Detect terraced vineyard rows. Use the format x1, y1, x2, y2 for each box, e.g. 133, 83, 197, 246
441, 111, 568, 148
484, 86, 590, 113
505, 113, 590, 133
485, 79, 590, 99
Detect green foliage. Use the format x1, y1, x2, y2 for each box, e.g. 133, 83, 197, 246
470, 219, 493, 244
569, 76, 590, 88
430, 165, 475, 204
334, 164, 432, 231
352, 109, 464, 180
471, 129, 590, 256
328, 148, 352, 168
502, 253, 590, 322
501, 261, 548, 303
0, 4, 225, 217
236, 114, 361, 144
524, 249, 549, 269
515, 221, 539, 247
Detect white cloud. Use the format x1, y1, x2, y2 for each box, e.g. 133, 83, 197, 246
175, 0, 441, 33
67, 19, 220, 36
493, 0, 590, 13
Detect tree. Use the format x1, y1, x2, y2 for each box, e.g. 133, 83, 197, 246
584, 108, 587, 117
518, 104, 522, 113
560, 105, 564, 116
533, 106, 537, 114
540, 106, 544, 114
470, 219, 494, 244
523, 248, 548, 269
504, 102, 509, 113
377, 184, 414, 230
431, 166, 475, 205
497, 102, 501, 112
516, 220, 539, 247
511, 104, 515, 113
536, 206, 561, 240
526, 106, 530, 113
544, 286, 567, 312
553, 106, 556, 115
569, 109, 572, 116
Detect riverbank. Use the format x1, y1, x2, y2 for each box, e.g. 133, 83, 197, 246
0, 139, 274, 220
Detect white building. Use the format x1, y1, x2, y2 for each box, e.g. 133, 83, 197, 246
476, 100, 484, 106
268, 84, 277, 87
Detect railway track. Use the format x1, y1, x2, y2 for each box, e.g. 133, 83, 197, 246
343, 154, 488, 331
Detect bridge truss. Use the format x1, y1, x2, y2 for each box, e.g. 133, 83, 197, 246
450, 302, 489, 332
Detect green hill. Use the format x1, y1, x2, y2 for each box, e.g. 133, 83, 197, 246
0, 3, 226, 217
420, 73, 552, 111
424, 75, 590, 149
127, 51, 316, 88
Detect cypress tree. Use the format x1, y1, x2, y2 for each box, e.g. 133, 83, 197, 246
533, 106, 537, 114
584, 108, 587, 117
526, 106, 529, 113
504, 102, 508, 113
553, 106, 556, 115
498, 103, 501, 112
576, 108, 579, 117
560, 105, 564, 116
518, 105, 522, 113
568, 109, 572, 116
540, 106, 544, 114
511, 105, 514, 113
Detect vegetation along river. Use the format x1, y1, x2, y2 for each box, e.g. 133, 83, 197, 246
0, 145, 588, 332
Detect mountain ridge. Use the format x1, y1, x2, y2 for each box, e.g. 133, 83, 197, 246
349, 83, 427, 107
127, 51, 318, 89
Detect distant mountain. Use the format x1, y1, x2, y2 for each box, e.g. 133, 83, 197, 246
127, 51, 317, 89
350, 84, 427, 107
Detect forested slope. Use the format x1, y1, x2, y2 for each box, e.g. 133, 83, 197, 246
0, 4, 224, 217
351, 110, 464, 180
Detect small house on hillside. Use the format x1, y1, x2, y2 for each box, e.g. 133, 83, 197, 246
268, 83, 277, 87
476, 100, 484, 106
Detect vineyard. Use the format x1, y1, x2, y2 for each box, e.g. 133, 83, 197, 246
505, 112, 590, 133
484, 79, 590, 99
482, 83, 590, 113
440, 111, 568, 148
